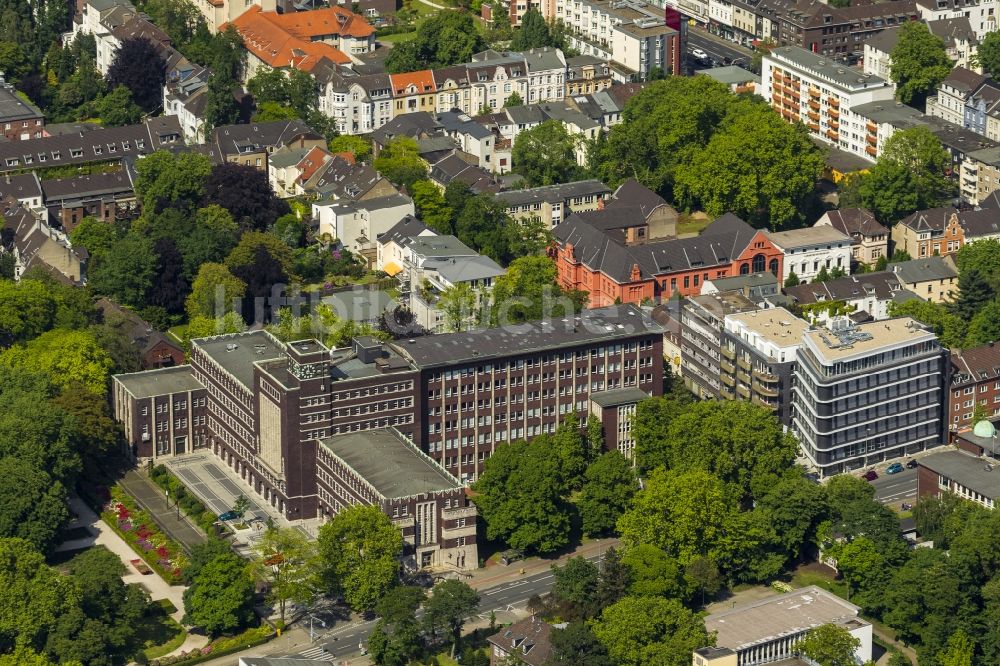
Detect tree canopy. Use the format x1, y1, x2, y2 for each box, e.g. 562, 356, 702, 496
385, 13, 486, 73
890, 21, 952, 107
512, 120, 584, 187
105, 36, 167, 113
317, 505, 403, 612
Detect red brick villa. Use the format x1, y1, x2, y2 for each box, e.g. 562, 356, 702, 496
552, 212, 783, 307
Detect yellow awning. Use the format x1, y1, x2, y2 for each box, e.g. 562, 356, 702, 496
383, 260, 403, 277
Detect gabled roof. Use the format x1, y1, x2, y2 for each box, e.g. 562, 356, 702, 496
389, 70, 436, 96
429, 254, 505, 284
0, 173, 42, 201
896, 206, 958, 232
940, 66, 989, 94
487, 617, 554, 666
379, 215, 430, 247
951, 342, 1000, 387
783, 271, 904, 305
295, 146, 334, 183
890, 256, 958, 283
608, 179, 668, 218
224, 5, 352, 70
209, 119, 320, 159
817, 208, 887, 240
41, 168, 135, 202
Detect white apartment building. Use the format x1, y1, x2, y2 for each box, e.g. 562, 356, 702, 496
317, 72, 394, 136
546, 0, 681, 79
766, 226, 853, 283
762, 46, 896, 163
916, 0, 997, 40
312, 194, 415, 255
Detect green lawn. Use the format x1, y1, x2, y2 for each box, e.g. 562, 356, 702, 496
677, 213, 711, 236
167, 325, 187, 343
789, 567, 849, 600
137, 603, 187, 660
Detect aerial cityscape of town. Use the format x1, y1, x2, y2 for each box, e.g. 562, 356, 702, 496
4, 0, 1000, 663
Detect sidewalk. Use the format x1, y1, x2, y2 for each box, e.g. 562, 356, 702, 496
689, 24, 756, 56
465, 537, 619, 590
119, 468, 208, 553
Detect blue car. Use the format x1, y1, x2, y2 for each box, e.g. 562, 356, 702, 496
219, 510, 239, 521
886, 463, 904, 475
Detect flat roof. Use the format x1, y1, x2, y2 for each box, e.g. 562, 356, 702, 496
319, 428, 460, 499
114, 365, 202, 398
767, 46, 891, 91
919, 449, 1000, 500
705, 586, 863, 652
696, 65, 760, 85
590, 387, 650, 408
193, 330, 286, 390
802, 317, 936, 363
725, 307, 809, 350
766, 226, 851, 249
391, 304, 663, 368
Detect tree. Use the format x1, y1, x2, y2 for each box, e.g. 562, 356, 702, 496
186, 262, 246, 320
811, 266, 830, 283
183, 550, 256, 635
410, 179, 454, 234
632, 394, 693, 474
794, 624, 861, 666
938, 629, 974, 666
979, 30, 1000, 78
183, 538, 234, 584
471, 438, 574, 554
95, 85, 141, 126
68, 217, 117, 257
374, 137, 428, 191
952, 268, 992, 321
684, 556, 722, 607
0, 457, 68, 554
317, 505, 403, 612
890, 21, 952, 107
88, 232, 156, 307
149, 237, 190, 316
591, 596, 711, 666
178, 205, 240, 278
0, 538, 80, 652
248, 527, 322, 623
596, 547, 629, 610
965, 298, 1000, 346
674, 100, 824, 229
329, 135, 372, 162
955, 238, 1000, 291
105, 36, 167, 112
512, 120, 582, 187
67, 546, 146, 641
455, 194, 542, 264
551, 556, 600, 619
546, 621, 613, 666
134, 150, 213, 214
511, 10, 553, 50
252, 101, 298, 121
784, 272, 800, 287
504, 91, 523, 107
488, 256, 586, 326
204, 68, 241, 130
577, 452, 637, 537
756, 474, 827, 563
621, 544, 685, 598
0, 329, 114, 394
370, 586, 424, 666
438, 282, 478, 332
203, 162, 290, 231
422, 580, 479, 657
385, 12, 485, 73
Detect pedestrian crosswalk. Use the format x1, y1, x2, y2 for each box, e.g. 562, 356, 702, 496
292, 645, 329, 660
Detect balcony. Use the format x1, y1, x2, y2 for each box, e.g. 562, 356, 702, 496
807, 110, 820, 122
751, 394, 776, 409
736, 369, 751, 384
752, 368, 779, 383
808, 86, 821, 97
720, 358, 736, 374
808, 99, 820, 111
828, 106, 839, 118
829, 119, 840, 130
825, 129, 839, 141
721, 372, 736, 387
808, 121, 820, 132
866, 145, 877, 157
720, 385, 735, 399
721, 346, 736, 359
828, 97, 840, 108
866, 121, 877, 132
736, 383, 751, 399
441, 523, 477, 540
753, 380, 779, 398
866, 133, 877, 145
737, 356, 751, 371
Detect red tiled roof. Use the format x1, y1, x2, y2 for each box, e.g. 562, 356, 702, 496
389, 70, 436, 96
296, 146, 333, 183
267, 6, 375, 39
224, 6, 355, 70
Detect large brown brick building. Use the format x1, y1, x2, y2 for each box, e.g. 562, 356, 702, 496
112, 304, 663, 569
948, 343, 1000, 433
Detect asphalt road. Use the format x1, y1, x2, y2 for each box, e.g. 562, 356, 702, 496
288, 553, 605, 661
687, 30, 753, 71
868, 468, 917, 505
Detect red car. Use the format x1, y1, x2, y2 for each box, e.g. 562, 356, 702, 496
861, 470, 879, 482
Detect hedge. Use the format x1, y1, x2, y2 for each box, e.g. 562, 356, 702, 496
149, 626, 275, 666
150, 465, 219, 534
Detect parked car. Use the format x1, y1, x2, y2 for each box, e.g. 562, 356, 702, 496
691, 48, 708, 60
886, 462, 904, 475
861, 470, 879, 481
219, 510, 239, 521
905, 459, 919, 469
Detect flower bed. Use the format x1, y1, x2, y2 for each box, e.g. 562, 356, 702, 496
102, 486, 188, 584
148, 626, 274, 666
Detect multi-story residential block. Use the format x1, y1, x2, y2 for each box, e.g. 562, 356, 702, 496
889, 256, 959, 303
814, 208, 889, 266
317, 427, 476, 570
268, 145, 334, 198
762, 47, 896, 162
41, 169, 138, 232
721, 307, 807, 424
864, 20, 981, 82
792, 317, 946, 475
496, 180, 610, 229
0, 117, 183, 175
554, 212, 782, 307
312, 193, 415, 261
928, 67, 990, 126
765, 226, 852, 283
408, 252, 505, 332
891, 207, 965, 258
193, 0, 291, 33
0, 79, 44, 141
566, 55, 613, 96
948, 343, 1000, 432
1, 199, 87, 284
701, 272, 779, 303
680, 292, 758, 399
784, 271, 916, 323
204, 119, 325, 170
916, 0, 997, 39
697, 587, 872, 666
0, 173, 44, 213
547, 0, 684, 80
113, 365, 210, 460
224, 5, 374, 77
